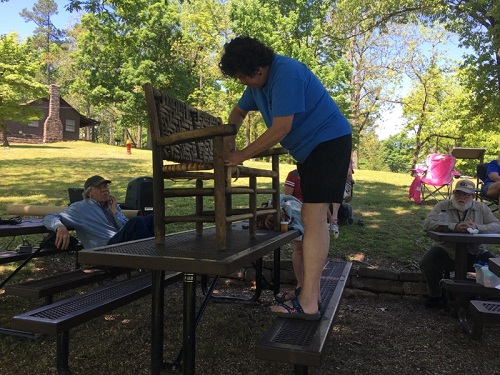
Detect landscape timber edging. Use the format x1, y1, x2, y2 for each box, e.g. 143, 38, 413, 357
236, 259, 429, 298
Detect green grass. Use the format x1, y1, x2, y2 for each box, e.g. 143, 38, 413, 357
1, 141, 498, 271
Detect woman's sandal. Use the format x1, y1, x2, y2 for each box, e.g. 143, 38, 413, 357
273, 297, 320, 321
275, 287, 301, 303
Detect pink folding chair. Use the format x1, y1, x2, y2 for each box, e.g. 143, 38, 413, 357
420, 153, 458, 202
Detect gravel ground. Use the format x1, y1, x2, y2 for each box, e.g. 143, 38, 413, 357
1, 254, 500, 375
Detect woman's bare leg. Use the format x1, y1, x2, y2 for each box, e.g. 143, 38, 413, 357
271, 202, 329, 314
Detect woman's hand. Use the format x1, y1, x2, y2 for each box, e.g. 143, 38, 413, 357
224, 150, 246, 166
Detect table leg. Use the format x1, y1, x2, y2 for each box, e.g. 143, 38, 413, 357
183, 273, 196, 375
273, 248, 281, 296
454, 243, 468, 280
151, 270, 165, 375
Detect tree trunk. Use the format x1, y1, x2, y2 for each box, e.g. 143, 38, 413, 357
2, 128, 10, 148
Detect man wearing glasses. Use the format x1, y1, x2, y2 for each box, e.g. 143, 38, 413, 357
43, 175, 154, 251
419, 179, 500, 308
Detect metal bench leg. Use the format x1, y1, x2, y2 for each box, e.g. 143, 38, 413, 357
183, 273, 196, 375
273, 247, 281, 296
294, 364, 308, 374
56, 331, 71, 375
151, 270, 165, 375
471, 318, 484, 340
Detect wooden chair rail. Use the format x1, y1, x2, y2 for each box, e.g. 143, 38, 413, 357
156, 124, 237, 147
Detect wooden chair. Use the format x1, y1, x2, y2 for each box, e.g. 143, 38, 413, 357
143, 83, 287, 249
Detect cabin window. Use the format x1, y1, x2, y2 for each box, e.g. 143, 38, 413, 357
65, 119, 76, 132
28, 120, 39, 127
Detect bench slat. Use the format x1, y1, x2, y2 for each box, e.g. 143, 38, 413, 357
256, 260, 351, 367
4, 267, 121, 298
11, 271, 182, 336
0, 247, 69, 265
470, 300, 500, 323
441, 279, 500, 299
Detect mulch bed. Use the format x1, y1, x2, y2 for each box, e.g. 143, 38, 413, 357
1, 254, 500, 374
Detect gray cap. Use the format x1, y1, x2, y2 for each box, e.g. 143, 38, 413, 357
84, 175, 111, 190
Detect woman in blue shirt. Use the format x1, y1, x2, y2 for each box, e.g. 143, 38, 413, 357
482, 153, 500, 203
219, 36, 352, 320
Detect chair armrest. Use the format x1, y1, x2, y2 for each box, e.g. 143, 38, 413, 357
254, 147, 288, 158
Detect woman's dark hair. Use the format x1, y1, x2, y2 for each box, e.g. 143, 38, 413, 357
219, 36, 275, 77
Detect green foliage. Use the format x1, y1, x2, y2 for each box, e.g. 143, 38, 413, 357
358, 130, 387, 171
381, 133, 414, 172
0, 33, 48, 146
435, 0, 500, 125
20, 0, 68, 84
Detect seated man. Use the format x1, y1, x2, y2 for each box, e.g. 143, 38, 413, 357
419, 179, 500, 308
481, 152, 500, 203
43, 175, 154, 250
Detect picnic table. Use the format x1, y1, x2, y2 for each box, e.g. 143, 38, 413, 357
0, 218, 58, 291
427, 231, 500, 338
78, 223, 299, 374
0, 218, 48, 238
426, 231, 500, 279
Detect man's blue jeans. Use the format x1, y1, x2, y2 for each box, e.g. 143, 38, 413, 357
107, 215, 154, 245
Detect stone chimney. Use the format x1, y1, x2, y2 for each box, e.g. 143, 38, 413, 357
43, 84, 64, 143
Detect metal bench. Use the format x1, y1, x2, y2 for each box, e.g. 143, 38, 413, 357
4, 267, 126, 304
256, 260, 351, 375
11, 271, 182, 375
468, 300, 500, 340
440, 278, 500, 337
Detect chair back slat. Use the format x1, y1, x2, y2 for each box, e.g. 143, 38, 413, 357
155, 89, 221, 164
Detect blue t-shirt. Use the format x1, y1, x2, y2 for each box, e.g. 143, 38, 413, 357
237, 54, 351, 163
485, 160, 500, 184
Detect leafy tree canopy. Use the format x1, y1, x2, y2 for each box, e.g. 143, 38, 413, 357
0, 33, 48, 146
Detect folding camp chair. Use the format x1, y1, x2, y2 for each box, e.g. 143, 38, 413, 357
420, 153, 458, 202
475, 163, 498, 212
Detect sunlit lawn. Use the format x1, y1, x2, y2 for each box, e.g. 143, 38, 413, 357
2, 141, 497, 270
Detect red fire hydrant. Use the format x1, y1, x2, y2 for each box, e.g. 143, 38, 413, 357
126, 139, 132, 155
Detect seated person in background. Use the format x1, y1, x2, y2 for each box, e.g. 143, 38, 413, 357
419, 179, 500, 308
280, 169, 305, 302
43, 175, 154, 250
481, 152, 500, 204
329, 159, 354, 237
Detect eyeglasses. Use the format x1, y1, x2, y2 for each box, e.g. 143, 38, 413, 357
453, 190, 472, 198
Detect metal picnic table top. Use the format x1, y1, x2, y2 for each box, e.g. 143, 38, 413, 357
78, 223, 300, 375
427, 231, 500, 280
0, 218, 48, 238
78, 224, 299, 276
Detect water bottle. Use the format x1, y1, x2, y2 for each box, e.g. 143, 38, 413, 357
438, 210, 448, 232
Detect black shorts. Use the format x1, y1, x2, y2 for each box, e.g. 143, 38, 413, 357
297, 134, 352, 203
